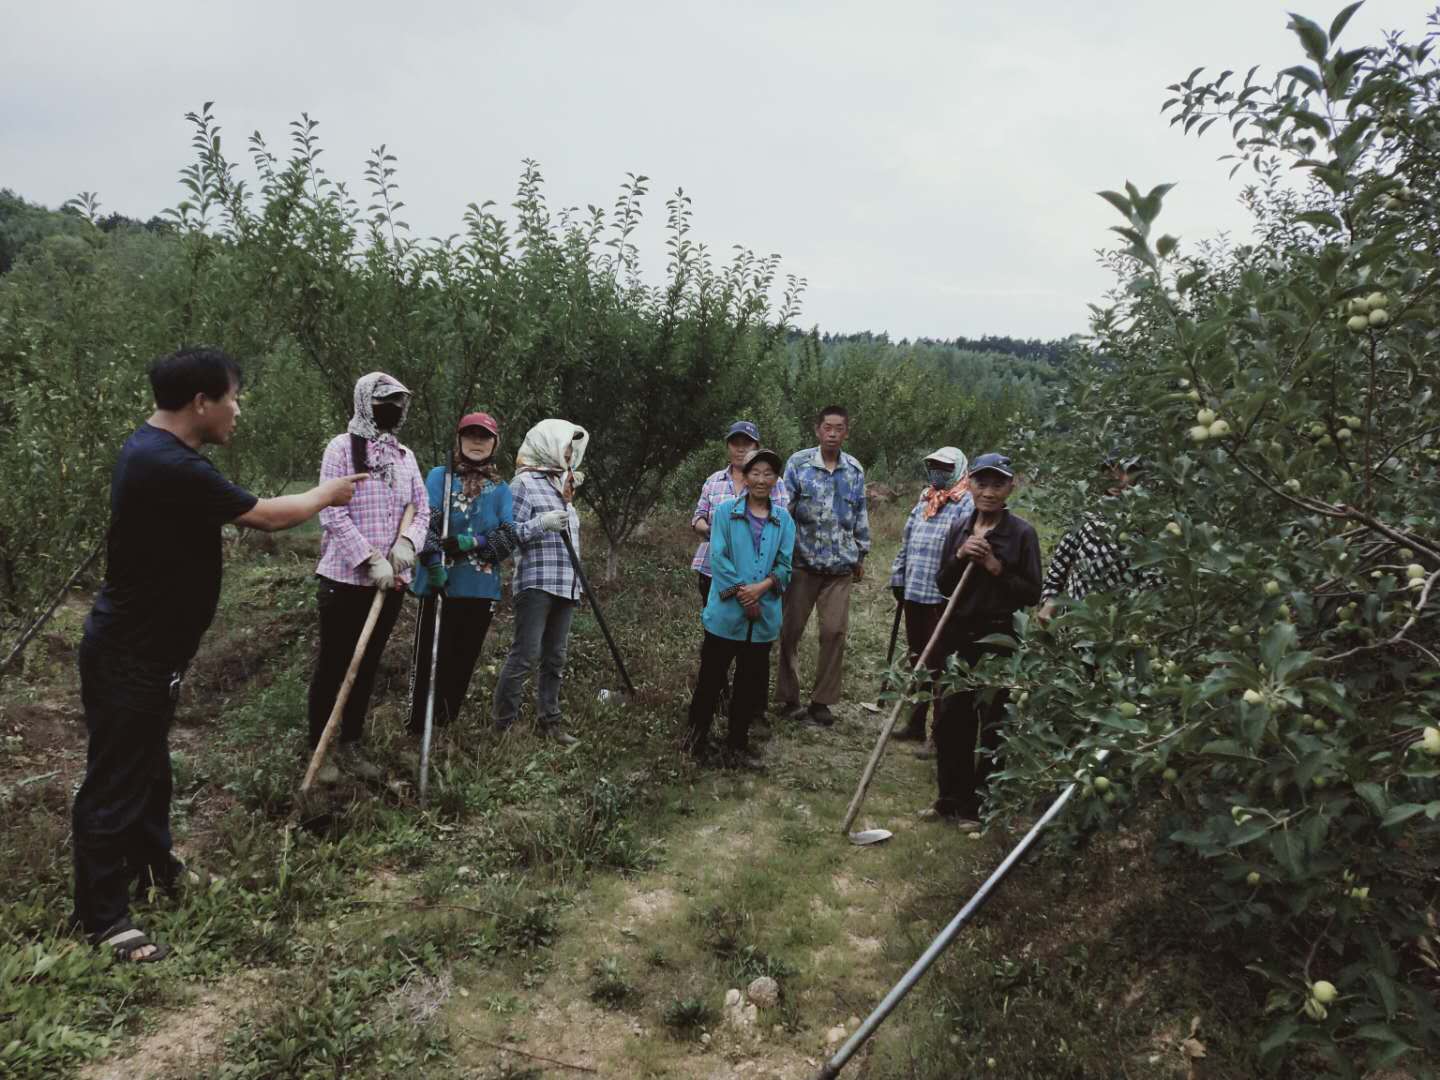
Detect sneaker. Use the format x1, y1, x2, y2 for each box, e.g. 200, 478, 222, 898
806, 703, 835, 727
540, 725, 580, 747
955, 819, 983, 834
338, 745, 382, 780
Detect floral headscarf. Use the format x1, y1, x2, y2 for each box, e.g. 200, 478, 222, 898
515, 418, 589, 502
922, 446, 970, 519
345, 371, 411, 485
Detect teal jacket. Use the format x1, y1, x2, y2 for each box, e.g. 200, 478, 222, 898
411, 467, 515, 601
701, 497, 794, 643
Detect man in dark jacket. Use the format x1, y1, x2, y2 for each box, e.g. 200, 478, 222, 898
925, 453, 1042, 830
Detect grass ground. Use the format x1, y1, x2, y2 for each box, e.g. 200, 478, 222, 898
1, 499, 1310, 1078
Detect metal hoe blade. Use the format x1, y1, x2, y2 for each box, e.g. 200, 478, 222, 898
848, 828, 893, 846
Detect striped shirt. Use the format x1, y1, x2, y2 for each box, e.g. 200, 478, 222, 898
509, 470, 583, 600
690, 466, 790, 575
889, 490, 975, 605
315, 434, 429, 586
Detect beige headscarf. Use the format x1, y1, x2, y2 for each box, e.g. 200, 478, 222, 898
515, 419, 589, 501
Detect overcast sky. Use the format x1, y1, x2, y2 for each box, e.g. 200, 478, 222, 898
3, 1, 1429, 340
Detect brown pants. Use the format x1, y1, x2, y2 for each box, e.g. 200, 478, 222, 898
777, 567, 853, 706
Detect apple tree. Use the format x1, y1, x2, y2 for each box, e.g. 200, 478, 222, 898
975, 7, 1439, 1073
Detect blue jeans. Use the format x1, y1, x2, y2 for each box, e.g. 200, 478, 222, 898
492, 588, 576, 729
72, 637, 181, 936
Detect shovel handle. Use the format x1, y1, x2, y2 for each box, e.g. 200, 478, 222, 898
840, 562, 975, 835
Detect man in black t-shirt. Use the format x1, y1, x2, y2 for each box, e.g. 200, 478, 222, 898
74, 347, 365, 963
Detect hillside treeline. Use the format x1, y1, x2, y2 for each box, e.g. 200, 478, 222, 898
0, 111, 1058, 627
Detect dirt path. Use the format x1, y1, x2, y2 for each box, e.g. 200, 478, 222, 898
445, 698, 983, 1079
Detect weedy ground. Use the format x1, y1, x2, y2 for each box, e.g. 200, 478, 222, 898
2, 501, 1293, 1079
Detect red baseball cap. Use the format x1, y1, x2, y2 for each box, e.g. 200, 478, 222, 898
457, 412, 499, 437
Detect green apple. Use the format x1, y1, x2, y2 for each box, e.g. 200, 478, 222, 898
1311, 980, 1337, 1005
1308, 422, 1327, 437
1188, 425, 1210, 442
1336, 427, 1353, 442
1365, 291, 1387, 309
1246, 871, 1261, 886
1165, 521, 1183, 537
1421, 726, 1440, 755
1243, 689, 1264, 705
1347, 314, 1370, 332
1284, 478, 1301, 492
1368, 308, 1389, 327
1348, 297, 1370, 315
1094, 776, 1111, 792
1102, 790, 1116, 805
1229, 624, 1244, 635
1117, 702, 1139, 717
1161, 767, 1178, 782
1303, 997, 1328, 1022
1407, 563, 1425, 580
1187, 388, 1202, 402
1196, 407, 1216, 425
1208, 419, 1231, 437
1264, 580, 1282, 596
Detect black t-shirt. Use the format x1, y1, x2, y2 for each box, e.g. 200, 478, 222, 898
84, 424, 258, 666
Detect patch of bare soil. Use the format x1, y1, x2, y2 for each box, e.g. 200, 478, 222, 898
77, 969, 269, 1080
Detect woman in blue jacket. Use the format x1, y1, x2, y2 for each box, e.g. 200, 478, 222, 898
683, 448, 794, 767
407, 412, 519, 734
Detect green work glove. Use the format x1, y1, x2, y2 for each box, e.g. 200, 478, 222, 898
442, 533, 478, 557
429, 563, 449, 593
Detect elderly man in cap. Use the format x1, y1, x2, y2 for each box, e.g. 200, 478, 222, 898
690, 420, 790, 605
926, 452, 1041, 831
888, 446, 973, 744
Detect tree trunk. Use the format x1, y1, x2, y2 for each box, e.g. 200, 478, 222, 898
605, 538, 621, 583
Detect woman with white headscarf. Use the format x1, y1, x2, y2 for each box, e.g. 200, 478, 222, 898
491, 419, 589, 745
308, 372, 429, 783
887, 446, 973, 744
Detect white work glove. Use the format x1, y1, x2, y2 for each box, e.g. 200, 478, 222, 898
366, 553, 396, 591
538, 509, 569, 534
390, 537, 416, 574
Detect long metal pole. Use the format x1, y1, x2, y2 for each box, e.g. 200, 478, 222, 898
559, 530, 635, 695
419, 473, 453, 808
814, 748, 1111, 1080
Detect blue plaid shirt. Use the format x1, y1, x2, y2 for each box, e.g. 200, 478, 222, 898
509, 471, 582, 600
889, 491, 975, 605
782, 447, 871, 573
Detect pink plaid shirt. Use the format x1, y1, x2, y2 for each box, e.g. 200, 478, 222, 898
315, 434, 430, 586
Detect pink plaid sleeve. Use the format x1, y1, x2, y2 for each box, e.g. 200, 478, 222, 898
318, 437, 375, 571
402, 450, 430, 551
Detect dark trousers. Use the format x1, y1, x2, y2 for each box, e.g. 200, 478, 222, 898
407, 596, 494, 734
934, 625, 1012, 818
697, 571, 712, 606
72, 637, 181, 936
307, 577, 404, 749
901, 600, 945, 737
686, 630, 772, 754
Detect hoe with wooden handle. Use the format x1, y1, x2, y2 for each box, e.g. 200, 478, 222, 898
842, 562, 976, 845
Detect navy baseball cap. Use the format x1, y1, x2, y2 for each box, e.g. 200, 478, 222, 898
726, 420, 761, 443
968, 452, 1014, 478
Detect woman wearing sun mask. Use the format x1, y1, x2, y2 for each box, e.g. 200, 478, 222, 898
888, 447, 973, 746
407, 412, 520, 736
491, 419, 588, 745
307, 372, 429, 784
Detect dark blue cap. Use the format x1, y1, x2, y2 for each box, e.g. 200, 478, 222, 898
968, 452, 1014, 477
726, 420, 760, 443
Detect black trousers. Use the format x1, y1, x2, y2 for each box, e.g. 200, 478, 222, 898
686, 630, 771, 753
934, 624, 1012, 818
901, 600, 945, 736
307, 577, 404, 749
697, 571, 712, 606
72, 637, 181, 936
407, 595, 494, 734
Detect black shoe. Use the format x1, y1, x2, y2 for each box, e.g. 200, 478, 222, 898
806, 703, 835, 727
892, 724, 926, 742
